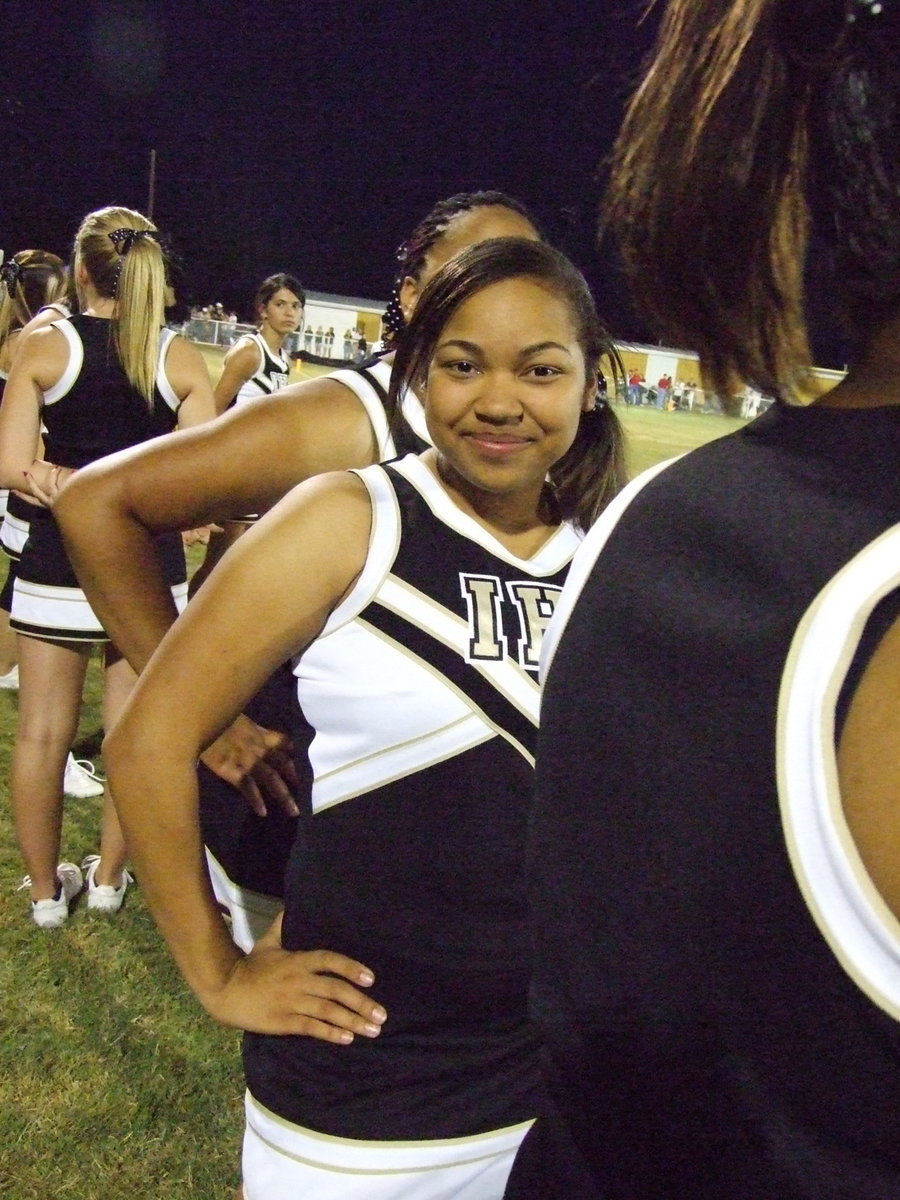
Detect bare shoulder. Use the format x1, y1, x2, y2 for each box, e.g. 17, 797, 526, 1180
10, 323, 69, 387
164, 333, 209, 373
223, 335, 263, 368
256, 375, 381, 472
838, 610, 900, 920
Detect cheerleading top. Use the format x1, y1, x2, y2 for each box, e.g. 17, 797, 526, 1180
510, 400, 900, 1200
243, 453, 580, 1143
11, 315, 187, 641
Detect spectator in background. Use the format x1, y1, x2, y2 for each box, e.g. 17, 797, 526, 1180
627, 367, 643, 405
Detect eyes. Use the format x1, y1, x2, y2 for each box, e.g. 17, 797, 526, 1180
435, 357, 566, 381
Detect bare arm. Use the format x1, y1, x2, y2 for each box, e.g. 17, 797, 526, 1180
103, 472, 387, 1039
837, 611, 900, 922
212, 338, 262, 416
0, 326, 67, 496
54, 374, 379, 674
165, 334, 218, 429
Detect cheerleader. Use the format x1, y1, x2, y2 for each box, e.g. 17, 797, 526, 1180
508, 2, 900, 1195
53, 192, 555, 949
0, 250, 68, 685
189, 273, 304, 594
0, 206, 216, 928
103, 237, 626, 1199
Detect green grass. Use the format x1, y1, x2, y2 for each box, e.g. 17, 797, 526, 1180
0, 564, 243, 1200
0, 393, 746, 1197
616, 401, 748, 477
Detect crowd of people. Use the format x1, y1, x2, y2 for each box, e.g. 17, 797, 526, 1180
2, 0, 899, 1196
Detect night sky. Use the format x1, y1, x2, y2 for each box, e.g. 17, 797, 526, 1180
2, 0, 659, 336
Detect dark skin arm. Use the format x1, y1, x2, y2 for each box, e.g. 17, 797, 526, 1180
837, 611, 900, 922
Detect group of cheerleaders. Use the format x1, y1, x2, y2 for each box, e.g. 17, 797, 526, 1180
4, 0, 900, 1195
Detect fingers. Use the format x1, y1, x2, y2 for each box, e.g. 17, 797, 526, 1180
248, 752, 300, 817
203, 719, 299, 817
237, 774, 267, 817
22, 472, 51, 506
214, 947, 389, 1043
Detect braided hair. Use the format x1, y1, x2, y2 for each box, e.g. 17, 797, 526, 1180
380, 191, 542, 350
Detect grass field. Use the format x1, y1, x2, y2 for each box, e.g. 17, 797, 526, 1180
0, 386, 746, 1198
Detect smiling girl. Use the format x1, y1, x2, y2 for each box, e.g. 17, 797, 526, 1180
102, 238, 624, 1199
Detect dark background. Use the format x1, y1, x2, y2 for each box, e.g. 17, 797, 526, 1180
1, 1, 658, 334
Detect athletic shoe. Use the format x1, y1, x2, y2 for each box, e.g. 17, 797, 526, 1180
20, 861, 84, 929
64, 754, 105, 799
0, 664, 19, 690
81, 854, 133, 914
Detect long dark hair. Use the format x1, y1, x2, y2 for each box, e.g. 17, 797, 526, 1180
604, 0, 900, 400
389, 237, 626, 532
254, 273, 305, 321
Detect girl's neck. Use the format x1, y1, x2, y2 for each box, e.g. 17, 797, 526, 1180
423, 449, 559, 557
816, 312, 900, 410
80, 281, 115, 319
259, 322, 286, 355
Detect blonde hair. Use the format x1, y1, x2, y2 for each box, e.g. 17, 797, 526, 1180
0, 250, 68, 357
73, 206, 166, 404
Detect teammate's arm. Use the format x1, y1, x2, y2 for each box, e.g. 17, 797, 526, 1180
837, 612, 900, 923
53, 376, 380, 807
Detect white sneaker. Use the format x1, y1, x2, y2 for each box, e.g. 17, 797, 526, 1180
21, 862, 84, 929
0, 664, 19, 690
64, 754, 105, 799
82, 854, 133, 913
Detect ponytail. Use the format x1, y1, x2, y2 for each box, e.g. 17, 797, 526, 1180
0, 250, 68, 358
114, 233, 166, 405
73, 207, 166, 406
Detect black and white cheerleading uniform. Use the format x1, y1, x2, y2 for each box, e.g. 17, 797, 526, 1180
507, 401, 900, 1200
200, 356, 429, 950
231, 332, 291, 407
239, 454, 580, 1198
0, 302, 73, 604
11, 314, 187, 642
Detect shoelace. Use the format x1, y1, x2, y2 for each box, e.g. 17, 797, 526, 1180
72, 759, 107, 782
81, 855, 133, 890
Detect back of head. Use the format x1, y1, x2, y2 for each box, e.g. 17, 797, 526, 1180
73, 205, 166, 403
0, 250, 68, 350
390, 236, 627, 530
605, 0, 900, 400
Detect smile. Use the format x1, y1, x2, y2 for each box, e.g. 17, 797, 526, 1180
464, 432, 532, 454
